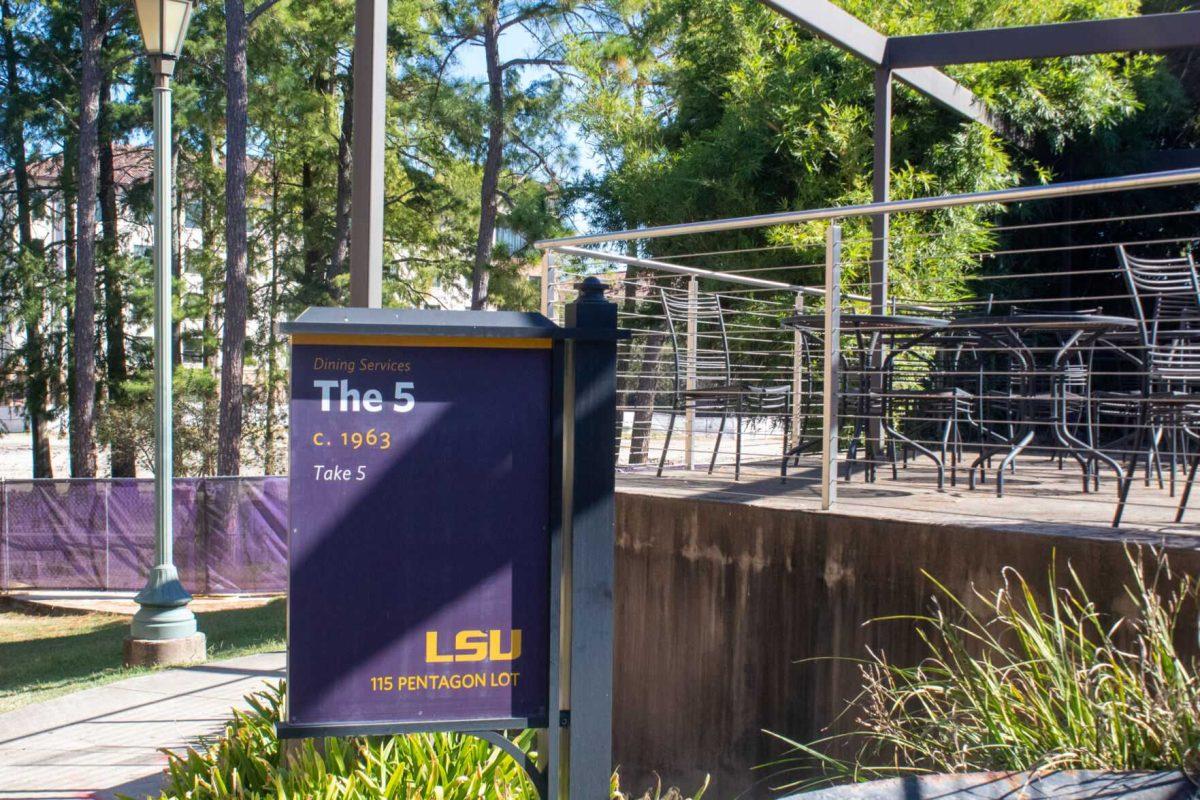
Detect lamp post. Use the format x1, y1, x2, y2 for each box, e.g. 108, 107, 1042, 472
126, 0, 204, 665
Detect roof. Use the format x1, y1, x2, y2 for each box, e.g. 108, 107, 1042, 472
26, 145, 153, 187
280, 307, 561, 339
13, 145, 272, 190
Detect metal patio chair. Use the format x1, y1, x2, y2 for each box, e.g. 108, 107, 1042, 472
655, 287, 749, 480
748, 383, 796, 481
1112, 246, 1200, 500
882, 333, 980, 490
1119, 246, 1200, 345
1114, 335, 1200, 525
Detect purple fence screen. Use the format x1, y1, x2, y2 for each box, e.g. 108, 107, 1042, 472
0, 477, 288, 594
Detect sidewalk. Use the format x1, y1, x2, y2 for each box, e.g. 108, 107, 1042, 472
4, 591, 281, 617
0, 651, 285, 800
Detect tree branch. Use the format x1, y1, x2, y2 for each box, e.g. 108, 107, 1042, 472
247, 0, 285, 26
500, 57, 564, 71
510, 130, 560, 186
497, 3, 560, 34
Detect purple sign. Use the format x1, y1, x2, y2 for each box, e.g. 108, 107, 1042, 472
286, 334, 551, 729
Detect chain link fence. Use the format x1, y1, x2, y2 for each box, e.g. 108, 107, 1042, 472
0, 477, 287, 594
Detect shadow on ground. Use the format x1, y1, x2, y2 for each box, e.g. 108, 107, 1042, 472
0, 597, 285, 711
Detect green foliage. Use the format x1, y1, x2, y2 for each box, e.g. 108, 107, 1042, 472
0, 599, 284, 713
152, 683, 537, 800
766, 550, 1200, 792
569, 0, 1181, 302
96, 367, 221, 476
149, 682, 708, 800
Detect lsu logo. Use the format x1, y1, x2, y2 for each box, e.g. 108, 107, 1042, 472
425, 629, 522, 663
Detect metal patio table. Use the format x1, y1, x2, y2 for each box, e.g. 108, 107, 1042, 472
940, 313, 1139, 496
783, 313, 949, 482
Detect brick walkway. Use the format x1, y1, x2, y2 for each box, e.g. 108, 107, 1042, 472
0, 651, 285, 800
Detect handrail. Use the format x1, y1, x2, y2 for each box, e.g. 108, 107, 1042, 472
535, 167, 1200, 249
549, 245, 941, 312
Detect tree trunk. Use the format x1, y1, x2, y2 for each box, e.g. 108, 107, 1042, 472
2, 0, 51, 477
627, 331, 666, 465
264, 162, 281, 474
218, 0, 249, 476
471, 0, 504, 310
616, 262, 668, 465
70, 0, 101, 478
99, 79, 133, 476
330, 58, 353, 287
300, 159, 321, 294
63, 154, 76, 448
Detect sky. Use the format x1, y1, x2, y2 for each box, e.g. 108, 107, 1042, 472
447, 22, 606, 233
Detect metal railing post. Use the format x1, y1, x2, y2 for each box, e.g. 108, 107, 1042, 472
103, 480, 111, 591
546, 252, 558, 323
1, 479, 7, 592
792, 291, 805, 447
541, 250, 552, 317
822, 223, 842, 510
685, 276, 698, 470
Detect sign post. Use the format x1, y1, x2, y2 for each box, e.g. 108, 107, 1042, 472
279, 281, 620, 799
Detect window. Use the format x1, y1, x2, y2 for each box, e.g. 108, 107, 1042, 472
184, 200, 203, 229
493, 227, 525, 253
181, 332, 205, 365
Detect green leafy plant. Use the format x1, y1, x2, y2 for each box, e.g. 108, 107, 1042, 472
766, 549, 1200, 793
146, 682, 707, 800
148, 682, 538, 800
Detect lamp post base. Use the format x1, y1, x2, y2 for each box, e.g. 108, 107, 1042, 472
124, 632, 206, 668
130, 564, 201, 643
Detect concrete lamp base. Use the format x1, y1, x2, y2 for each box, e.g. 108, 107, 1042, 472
123, 633, 207, 668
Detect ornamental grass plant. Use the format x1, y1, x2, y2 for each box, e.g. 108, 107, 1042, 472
147, 681, 707, 800
766, 549, 1200, 793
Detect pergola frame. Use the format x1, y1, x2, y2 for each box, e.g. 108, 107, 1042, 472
345, 0, 1200, 314
760, 1, 1200, 314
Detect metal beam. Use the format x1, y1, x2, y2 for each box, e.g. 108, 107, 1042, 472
757, 0, 1000, 131
895, 67, 1000, 133
759, 0, 885, 63
885, 11, 1200, 69
349, 0, 385, 308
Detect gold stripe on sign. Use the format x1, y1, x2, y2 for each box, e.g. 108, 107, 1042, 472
291, 333, 553, 350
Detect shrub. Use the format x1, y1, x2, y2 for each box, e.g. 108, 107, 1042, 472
766, 549, 1200, 793
147, 682, 707, 800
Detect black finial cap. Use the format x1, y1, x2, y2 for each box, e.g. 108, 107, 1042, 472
575, 276, 609, 302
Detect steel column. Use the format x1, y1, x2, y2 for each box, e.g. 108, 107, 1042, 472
153, 75, 173, 571
822, 224, 842, 511
869, 67, 892, 454
871, 67, 891, 314
349, 0, 386, 308
685, 277, 698, 470
544, 337, 568, 799
791, 292, 805, 446
561, 277, 617, 799
131, 70, 197, 641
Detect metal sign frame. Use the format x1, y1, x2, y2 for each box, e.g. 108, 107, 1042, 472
277, 280, 622, 800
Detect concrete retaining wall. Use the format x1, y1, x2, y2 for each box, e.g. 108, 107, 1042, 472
612, 491, 1200, 798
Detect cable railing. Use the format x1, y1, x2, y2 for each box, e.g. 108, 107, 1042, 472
537, 167, 1200, 534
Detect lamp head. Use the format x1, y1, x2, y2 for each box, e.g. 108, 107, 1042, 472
134, 0, 193, 75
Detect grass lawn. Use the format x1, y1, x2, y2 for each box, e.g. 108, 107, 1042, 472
0, 596, 285, 713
